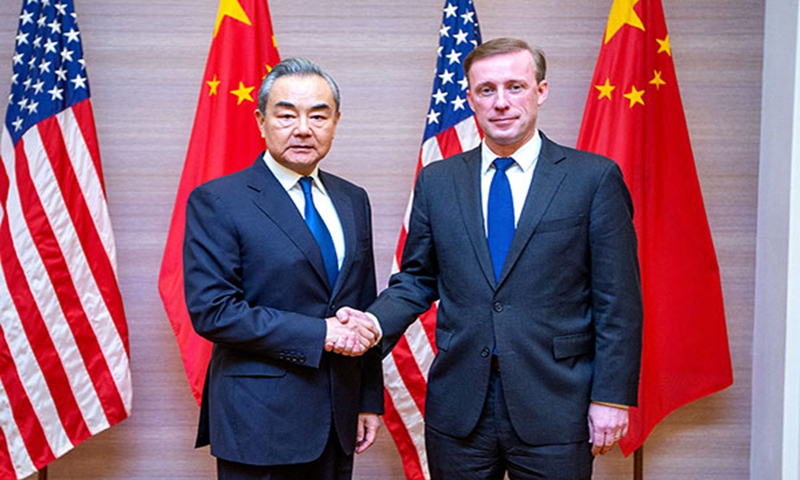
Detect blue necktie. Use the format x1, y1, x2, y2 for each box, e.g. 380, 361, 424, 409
299, 177, 339, 287
488, 157, 516, 282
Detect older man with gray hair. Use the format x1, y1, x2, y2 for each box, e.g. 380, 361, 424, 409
183, 57, 383, 480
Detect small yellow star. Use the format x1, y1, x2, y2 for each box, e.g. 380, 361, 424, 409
262, 63, 274, 80
656, 35, 671, 56
595, 78, 616, 100
623, 85, 645, 108
207, 74, 221, 96
605, 0, 645, 44
214, 0, 252, 38
649, 70, 666, 90
230, 81, 255, 105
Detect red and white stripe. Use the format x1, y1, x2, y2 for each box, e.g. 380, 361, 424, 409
382, 116, 481, 480
0, 99, 131, 479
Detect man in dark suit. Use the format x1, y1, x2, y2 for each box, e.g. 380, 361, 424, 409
183, 58, 383, 480
342, 38, 643, 479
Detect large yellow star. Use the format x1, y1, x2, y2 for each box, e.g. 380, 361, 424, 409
230, 81, 255, 105
214, 0, 252, 38
656, 35, 672, 56
623, 85, 645, 108
649, 70, 666, 90
207, 74, 221, 96
595, 78, 616, 100
604, 0, 645, 44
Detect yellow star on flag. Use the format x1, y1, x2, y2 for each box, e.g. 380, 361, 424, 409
262, 63, 274, 80
595, 78, 616, 100
623, 85, 645, 108
649, 70, 666, 90
657, 35, 672, 56
207, 74, 221, 96
214, 0, 252, 38
604, 0, 645, 44
230, 81, 255, 105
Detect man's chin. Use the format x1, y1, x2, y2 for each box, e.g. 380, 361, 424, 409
275, 154, 322, 175
487, 134, 522, 146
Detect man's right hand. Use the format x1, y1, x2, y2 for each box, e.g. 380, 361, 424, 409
324, 307, 378, 356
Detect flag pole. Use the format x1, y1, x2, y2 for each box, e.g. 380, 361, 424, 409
633, 446, 643, 480
38, 466, 48, 480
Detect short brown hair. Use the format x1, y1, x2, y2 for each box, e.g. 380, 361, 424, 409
463, 38, 547, 84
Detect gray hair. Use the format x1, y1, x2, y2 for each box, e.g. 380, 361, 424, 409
257, 57, 341, 113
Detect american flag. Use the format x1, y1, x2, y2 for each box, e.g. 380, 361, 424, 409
381, 1, 481, 478
0, 1, 131, 478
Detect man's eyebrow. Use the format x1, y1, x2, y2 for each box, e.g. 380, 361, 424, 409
273, 101, 332, 111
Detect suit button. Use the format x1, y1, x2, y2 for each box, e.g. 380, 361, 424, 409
493, 302, 503, 312
481, 347, 490, 358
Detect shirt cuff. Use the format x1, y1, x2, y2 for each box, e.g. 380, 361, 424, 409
591, 401, 630, 410
365, 312, 383, 342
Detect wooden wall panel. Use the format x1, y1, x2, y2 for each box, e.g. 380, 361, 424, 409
0, 0, 762, 478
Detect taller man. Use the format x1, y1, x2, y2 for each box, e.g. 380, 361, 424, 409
183, 58, 383, 480
359, 38, 643, 479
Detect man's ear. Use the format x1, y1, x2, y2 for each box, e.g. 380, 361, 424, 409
254, 109, 266, 138
537, 80, 549, 106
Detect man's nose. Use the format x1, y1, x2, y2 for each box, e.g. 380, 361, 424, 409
294, 116, 311, 135
497, 89, 512, 108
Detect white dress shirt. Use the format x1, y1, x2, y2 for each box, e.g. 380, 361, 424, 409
480, 131, 542, 236
264, 153, 345, 269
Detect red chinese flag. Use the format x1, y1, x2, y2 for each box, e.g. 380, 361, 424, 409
576, 0, 733, 454
158, 0, 280, 404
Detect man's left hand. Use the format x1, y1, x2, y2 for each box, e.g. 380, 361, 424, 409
355, 413, 380, 454
587, 402, 629, 456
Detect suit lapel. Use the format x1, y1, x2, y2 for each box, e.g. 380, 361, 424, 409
321, 171, 354, 296
453, 147, 497, 288
499, 134, 567, 285
247, 158, 332, 289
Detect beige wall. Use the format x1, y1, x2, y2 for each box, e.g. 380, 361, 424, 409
0, 0, 762, 478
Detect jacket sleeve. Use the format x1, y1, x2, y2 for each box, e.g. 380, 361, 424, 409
183, 184, 326, 369
368, 167, 441, 356
588, 162, 643, 406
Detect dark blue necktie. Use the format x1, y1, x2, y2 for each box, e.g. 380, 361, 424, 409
299, 177, 339, 287
488, 157, 516, 282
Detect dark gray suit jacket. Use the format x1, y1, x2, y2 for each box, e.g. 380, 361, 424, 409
183, 155, 383, 466
369, 133, 642, 446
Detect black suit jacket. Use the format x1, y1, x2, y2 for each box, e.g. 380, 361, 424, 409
183, 155, 383, 466
369, 133, 643, 446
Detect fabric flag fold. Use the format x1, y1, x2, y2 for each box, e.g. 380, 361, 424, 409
381, 1, 481, 479
576, 0, 733, 455
0, 1, 132, 478
158, 0, 281, 404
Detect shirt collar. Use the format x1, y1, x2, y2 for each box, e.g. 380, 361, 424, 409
480, 130, 542, 174
263, 152, 326, 194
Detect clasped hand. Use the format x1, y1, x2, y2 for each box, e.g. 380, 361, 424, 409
324, 307, 378, 357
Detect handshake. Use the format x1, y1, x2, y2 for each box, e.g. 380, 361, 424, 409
324, 307, 380, 357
